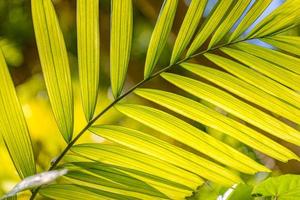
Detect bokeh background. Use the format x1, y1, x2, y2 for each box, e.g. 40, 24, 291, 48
1, 0, 300, 199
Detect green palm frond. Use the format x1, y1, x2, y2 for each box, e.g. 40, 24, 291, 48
110, 0, 133, 98
31, 0, 74, 142
77, 0, 100, 121
1, 0, 300, 199
0, 49, 35, 179
144, 0, 178, 78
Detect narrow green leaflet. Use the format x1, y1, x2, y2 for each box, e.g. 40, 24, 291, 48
71, 144, 196, 189
144, 0, 178, 78
71, 144, 194, 199
252, 174, 300, 199
135, 88, 298, 162
31, 0, 74, 142
110, 0, 133, 98
208, 0, 251, 48
232, 42, 300, 75
222, 47, 300, 91
161, 73, 300, 147
40, 184, 136, 200
181, 63, 300, 125
0, 49, 35, 178
64, 162, 168, 199
115, 104, 269, 174
170, 0, 207, 64
205, 53, 300, 110
247, 0, 300, 38
89, 125, 241, 186
186, 0, 233, 57
228, 0, 272, 42
77, 0, 100, 121
262, 35, 300, 56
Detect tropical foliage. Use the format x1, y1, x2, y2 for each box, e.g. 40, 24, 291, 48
1, 0, 300, 199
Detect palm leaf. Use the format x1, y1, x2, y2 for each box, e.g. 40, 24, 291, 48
208, 0, 251, 48
170, 0, 207, 64
89, 125, 240, 186
40, 184, 138, 200
144, 0, 178, 78
204, 53, 300, 110
186, 0, 233, 57
228, 0, 272, 42
31, 0, 74, 142
77, 0, 100, 121
162, 73, 300, 146
71, 143, 195, 199
246, 0, 300, 38
262, 35, 300, 56
110, 0, 133, 98
135, 88, 298, 162
0, 49, 35, 179
221, 47, 300, 91
232, 42, 300, 75
115, 104, 268, 174
7, 0, 300, 199
63, 162, 168, 199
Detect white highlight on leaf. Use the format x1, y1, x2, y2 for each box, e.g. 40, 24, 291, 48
218, 184, 237, 200
0, 169, 68, 199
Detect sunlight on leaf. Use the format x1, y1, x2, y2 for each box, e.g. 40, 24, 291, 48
144, 0, 178, 78
77, 0, 100, 121
170, 0, 207, 64
116, 103, 268, 174
31, 0, 74, 142
110, 0, 133, 98
135, 88, 299, 162
208, 0, 251, 48
0, 49, 35, 179
89, 125, 239, 186
186, 0, 232, 57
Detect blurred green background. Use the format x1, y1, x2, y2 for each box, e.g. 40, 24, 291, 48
1, 0, 300, 199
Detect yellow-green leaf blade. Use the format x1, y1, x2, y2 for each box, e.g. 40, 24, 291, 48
221, 47, 300, 91
40, 184, 135, 200
246, 1, 300, 38
110, 0, 133, 98
135, 88, 299, 162
170, 0, 207, 64
90, 125, 241, 186
0, 49, 35, 178
31, 0, 74, 142
162, 73, 300, 147
77, 0, 100, 121
232, 42, 300, 75
63, 162, 168, 199
186, 0, 233, 57
115, 104, 269, 174
228, 0, 272, 42
181, 63, 300, 125
205, 53, 300, 110
208, 0, 251, 48
71, 144, 195, 199
262, 36, 300, 56
144, 0, 178, 78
